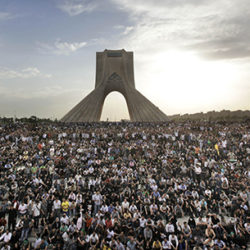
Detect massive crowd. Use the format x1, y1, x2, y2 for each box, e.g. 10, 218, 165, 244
0, 121, 249, 250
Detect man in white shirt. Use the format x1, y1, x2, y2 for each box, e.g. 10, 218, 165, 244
18, 202, 27, 215
68, 192, 76, 201
214, 238, 226, 249
139, 216, 147, 230
60, 213, 70, 225
32, 201, 41, 228
100, 204, 109, 215
162, 237, 172, 249
76, 193, 83, 204
165, 222, 175, 234
121, 199, 129, 213
193, 162, 202, 181
0, 230, 12, 247
92, 191, 102, 215
129, 202, 138, 214
53, 198, 61, 218
150, 203, 158, 216
68, 221, 77, 234
221, 176, 228, 185
168, 234, 178, 248
34, 234, 42, 249
89, 232, 99, 248
194, 164, 202, 175
205, 189, 212, 198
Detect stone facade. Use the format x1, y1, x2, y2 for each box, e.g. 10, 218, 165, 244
61, 49, 168, 122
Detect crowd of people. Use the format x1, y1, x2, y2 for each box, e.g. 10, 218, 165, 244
0, 121, 249, 249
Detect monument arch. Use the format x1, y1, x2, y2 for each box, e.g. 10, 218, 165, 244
100, 90, 130, 121
61, 49, 168, 122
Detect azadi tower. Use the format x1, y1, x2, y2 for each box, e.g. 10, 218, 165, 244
61, 49, 168, 122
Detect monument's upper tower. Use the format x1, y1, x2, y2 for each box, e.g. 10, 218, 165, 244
61, 49, 168, 122
95, 49, 135, 89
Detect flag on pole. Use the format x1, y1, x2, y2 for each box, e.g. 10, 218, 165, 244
215, 144, 220, 155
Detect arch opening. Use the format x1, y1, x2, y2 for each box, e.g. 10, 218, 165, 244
100, 91, 130, 121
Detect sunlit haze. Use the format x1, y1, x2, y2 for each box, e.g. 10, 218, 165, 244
0, 0, 249, 120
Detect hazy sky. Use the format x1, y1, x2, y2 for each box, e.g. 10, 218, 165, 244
0, 0, 249, 120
